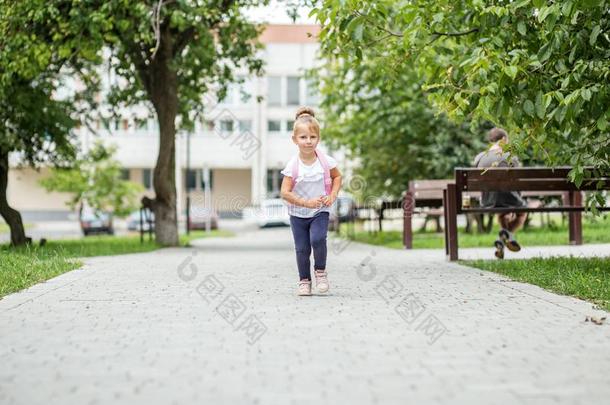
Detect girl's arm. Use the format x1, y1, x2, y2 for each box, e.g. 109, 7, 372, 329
280, 176, 323, 209
322, 167, 342, 206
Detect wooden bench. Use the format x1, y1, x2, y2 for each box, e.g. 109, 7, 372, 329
402, 179, 565, 249
443, 167, 610, 261
403, 180, 451, 249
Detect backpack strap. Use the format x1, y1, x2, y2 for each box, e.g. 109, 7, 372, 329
289, 150, 332, 195
315, 149, 333, 195
290, 154, 299, 191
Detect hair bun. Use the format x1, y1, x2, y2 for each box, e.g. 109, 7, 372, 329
295, 106, 315, 120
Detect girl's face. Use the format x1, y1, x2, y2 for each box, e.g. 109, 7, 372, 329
292, 124, 319, 152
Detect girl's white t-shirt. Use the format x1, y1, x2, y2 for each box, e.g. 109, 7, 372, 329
281, 154, 338, 218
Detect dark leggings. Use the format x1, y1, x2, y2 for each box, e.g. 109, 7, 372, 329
289, 212, 329, 281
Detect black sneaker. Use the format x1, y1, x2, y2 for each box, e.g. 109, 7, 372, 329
494, 239, 505, 259
499, 228, 521, 252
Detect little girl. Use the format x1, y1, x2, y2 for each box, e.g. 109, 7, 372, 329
280, 107, 342, 296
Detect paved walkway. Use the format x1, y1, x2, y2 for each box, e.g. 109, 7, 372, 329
1, 228, 609, 405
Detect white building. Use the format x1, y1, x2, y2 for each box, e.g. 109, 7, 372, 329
7, 24, 340, 220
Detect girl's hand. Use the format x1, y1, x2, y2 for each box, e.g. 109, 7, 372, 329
321, 193, 337, 207
304, 197, 325, 209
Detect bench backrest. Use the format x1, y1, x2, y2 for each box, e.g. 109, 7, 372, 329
409, 179, 453, 200
456, 167, 610, 192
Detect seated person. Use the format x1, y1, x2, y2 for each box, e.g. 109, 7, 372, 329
473, 127, 527, 259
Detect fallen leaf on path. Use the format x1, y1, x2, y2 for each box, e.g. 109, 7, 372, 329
585, 316, 607, 325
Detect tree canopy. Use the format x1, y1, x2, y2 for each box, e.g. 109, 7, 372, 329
311, 0, 610, 189
89, 0, 269, 245
0, 0, 97, 245
312, 52, 486, 200
40, 143, 144, 217
1, 0, 270, 245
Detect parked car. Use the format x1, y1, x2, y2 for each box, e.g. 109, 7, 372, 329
329, 195, 357, 231
80, 210, 114, 236
257, 198, 290, 228
188, 208, 219, 231
127, 208, 155, 232
332, 196, 357, 222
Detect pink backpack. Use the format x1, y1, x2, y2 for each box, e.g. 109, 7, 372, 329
290, 149, 332, 195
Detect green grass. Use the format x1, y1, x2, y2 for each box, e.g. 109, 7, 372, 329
0, 230, 234, 299
464, 256, 610, 312
0, 247, 81, 299
338, 215, 610, 250
44, 235, 163, 257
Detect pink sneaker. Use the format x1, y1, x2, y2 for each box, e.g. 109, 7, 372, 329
298, 280, 312, 296
314, 270, 329, 293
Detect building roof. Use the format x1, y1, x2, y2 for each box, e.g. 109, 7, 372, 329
259, 24, 320, 44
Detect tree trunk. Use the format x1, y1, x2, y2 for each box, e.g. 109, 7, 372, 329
0, 149, 28, 246
143, 27, 180, 246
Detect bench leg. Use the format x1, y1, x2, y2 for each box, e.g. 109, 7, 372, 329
443, 189, 449, 257
569, 191, 583, 245
403, 191, 414, 249
445, 184, 459, 261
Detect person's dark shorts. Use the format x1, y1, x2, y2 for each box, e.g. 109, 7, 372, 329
481, 191, 526, 208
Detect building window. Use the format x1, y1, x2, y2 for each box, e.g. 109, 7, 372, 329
267, 169, 283, 196
287, 76, 300, 105
220, 120, 234, 132
143, 169, 153, 189
186, 169, 197, 191
286, 120, 295, 133
267, 120, 281, 132
120, 169, 130, 181
267, 76, 281, 106
219, 84, 235, 105
200, 169, 214, 191
136, 118, 148, 131
201, 119, 215, 134
238, 120, 252, 132
186, 169, 214, 191
238, 77, 252, 104
306, 78, 320, 106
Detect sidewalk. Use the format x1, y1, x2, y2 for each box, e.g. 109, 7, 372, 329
1, 227, 609, 404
